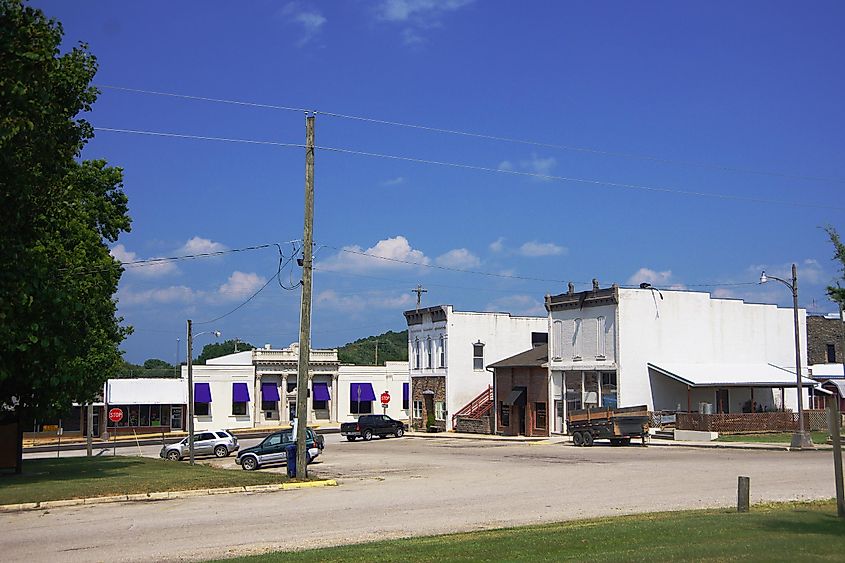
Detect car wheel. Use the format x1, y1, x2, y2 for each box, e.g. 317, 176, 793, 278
572, 432, 583, 447
241, 456, 258, 471
395, 427, 404, 438
214, 445, 229, 458
583, 433, 594, 447
166, 450, 181, 461
363, 429, 373, 441
346, 436, 356, 442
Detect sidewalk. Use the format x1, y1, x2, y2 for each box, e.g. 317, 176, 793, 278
407, 430, 834, 451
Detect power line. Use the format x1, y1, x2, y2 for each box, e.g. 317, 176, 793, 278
92, 126, 842, 210
96, 84, 843, 184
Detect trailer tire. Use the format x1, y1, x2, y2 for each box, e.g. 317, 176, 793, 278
622, 437, 631, 446
583, 432, 594, 447
572, 432, 584, 446
610, 438, 621, 447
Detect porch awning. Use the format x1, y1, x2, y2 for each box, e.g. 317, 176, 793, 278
503, 387, 526, 406
350, 382, 376, 401
232, 382, 250, 402
194, 383, 212, 403
648, 363, 817, 388
261, 382, 280, 402
313, 382, 331, 401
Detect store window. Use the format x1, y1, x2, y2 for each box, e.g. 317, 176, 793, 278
195, 402, 210, 416
232, 401, 247, 415
350, 399, 372, 414
413, 400, 423, 419
601, 372, 618, 408
434, 401, 446, 421
500, 403, 510, 427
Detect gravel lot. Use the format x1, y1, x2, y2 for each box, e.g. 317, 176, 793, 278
5, 433, 838, 562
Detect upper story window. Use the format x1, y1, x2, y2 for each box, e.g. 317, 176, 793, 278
439, 335, 446, 368
573, 318, 582, 359
552, 320, 563, 360
596, 316, 606, 359
413, 338, 421, 369
827, 343, 837, 363
473, 342, 484, 370
426, 337, 433, 369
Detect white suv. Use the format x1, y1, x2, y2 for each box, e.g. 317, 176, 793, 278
160, 430, 239, 461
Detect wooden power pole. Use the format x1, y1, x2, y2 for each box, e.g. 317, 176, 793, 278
295, 114, 315, 478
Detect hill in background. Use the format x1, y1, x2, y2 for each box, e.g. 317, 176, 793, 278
337, 330, 408, 365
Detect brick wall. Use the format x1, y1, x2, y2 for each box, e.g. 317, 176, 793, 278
494, 366, 549, 437
808, 315, 844, 365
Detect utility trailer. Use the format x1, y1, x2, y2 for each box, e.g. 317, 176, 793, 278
567, 405, 649, 447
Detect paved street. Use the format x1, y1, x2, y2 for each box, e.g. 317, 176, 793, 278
5, 435, 839, 562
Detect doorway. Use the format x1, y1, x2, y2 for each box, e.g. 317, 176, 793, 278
517, 406, 526, 435
170, 406, 183, 430
289, 401, 297, 420
715, 389, 729, 414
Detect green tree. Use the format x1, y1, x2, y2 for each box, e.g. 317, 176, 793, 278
0, 0, 131, 472
337, 330, 408, 365
195, 339, 256, 365
143, 358, 173, 370
825, 226, 845, 306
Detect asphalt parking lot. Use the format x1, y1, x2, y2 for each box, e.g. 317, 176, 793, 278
9, 433, 840, 562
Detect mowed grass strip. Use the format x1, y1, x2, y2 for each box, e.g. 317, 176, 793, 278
0, 456, 286, 505
716, 431, 831, 444
226, 501, 845, 562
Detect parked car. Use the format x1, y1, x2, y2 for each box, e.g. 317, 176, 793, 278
341, 414, 405, 441
235, 428, 324, 471
160, 430, 239, 461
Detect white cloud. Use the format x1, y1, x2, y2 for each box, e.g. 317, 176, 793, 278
111, 244, 178, 278
749, 259, 827, 286
316, 289, 413, 313
376, 0, 474, 45
381, 176, 406, 187
218, 271, 266, 300
518, 241, 566, 257
489, 237, 505, 253
497, 160, 513, 172
435, 248, 480, 269
627, 267, 687, 290
520, 153, 557, 179
486, 294, 546, 316
118, 285, 196, 306
318, 236, 430, 273
280, 2, 326, 46
179, 236, 227, 255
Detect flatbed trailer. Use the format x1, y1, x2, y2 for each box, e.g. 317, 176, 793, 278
567, 405, 649, 446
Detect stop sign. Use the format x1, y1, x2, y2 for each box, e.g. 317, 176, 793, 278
380, 391, 390, 405
108, 408, 123, 423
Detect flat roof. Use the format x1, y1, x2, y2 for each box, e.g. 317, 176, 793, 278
648, 363, 816, 388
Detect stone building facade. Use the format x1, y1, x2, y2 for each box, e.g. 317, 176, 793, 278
807, 314, 844, 366
410, 375, 446, 431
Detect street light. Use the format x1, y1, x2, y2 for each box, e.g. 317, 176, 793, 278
186, 320, 221, 465
760, 264, 815, 450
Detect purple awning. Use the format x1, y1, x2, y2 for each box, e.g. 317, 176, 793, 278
350, 382, 376, 401
194, 383, 212, 403
402, 382, 409, 402
261, 382, 280, 402
313, 382, 331, 401
232, 382, 250, 402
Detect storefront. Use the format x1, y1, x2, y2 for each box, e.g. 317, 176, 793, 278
105, 378, 187, 435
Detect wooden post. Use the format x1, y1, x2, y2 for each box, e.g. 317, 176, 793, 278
737, 476, 750, 513
828, 400, 845, 517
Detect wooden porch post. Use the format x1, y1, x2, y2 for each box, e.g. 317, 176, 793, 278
687, 386, 691, 412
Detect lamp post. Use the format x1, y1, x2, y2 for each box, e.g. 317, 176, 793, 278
760, 264, 815, 450
186, 320, 221, 465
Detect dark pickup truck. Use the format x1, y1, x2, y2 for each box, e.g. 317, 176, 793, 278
341, 414, 406, 441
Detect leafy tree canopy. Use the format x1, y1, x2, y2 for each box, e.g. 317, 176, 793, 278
338, 330, 408, 365
195, 339, 256, 365
825, 226, 845, 306
143, 358, 173, 370
0, 0, 131, 422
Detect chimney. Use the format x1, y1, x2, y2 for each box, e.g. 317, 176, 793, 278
567, 282, 575, 295
592, 279, 600, 292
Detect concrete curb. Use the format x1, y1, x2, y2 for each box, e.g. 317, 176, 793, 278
0, 479, 338, 514
406, 432, 551, 443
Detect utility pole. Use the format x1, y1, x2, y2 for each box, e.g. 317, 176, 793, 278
375, 340, 379, 366
187, 319, 195, 465
412, 284, 427, 310
295, 114, 315, 478
86, 403, 93, 457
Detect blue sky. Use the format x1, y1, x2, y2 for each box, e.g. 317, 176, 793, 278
35, 1, 845, 363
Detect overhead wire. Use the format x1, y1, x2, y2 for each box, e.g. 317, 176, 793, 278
96, 84, 844, 184
91, 126, 842, 210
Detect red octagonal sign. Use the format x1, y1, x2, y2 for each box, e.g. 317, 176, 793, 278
108, 408, 123, 423
380, 391, 390, 405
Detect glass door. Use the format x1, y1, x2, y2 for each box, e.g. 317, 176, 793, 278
170, 406, 183, 430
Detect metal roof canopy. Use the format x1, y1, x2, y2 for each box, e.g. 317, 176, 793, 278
648, 363, 817, 388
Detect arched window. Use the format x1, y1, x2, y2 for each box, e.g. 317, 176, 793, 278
597, 316, 606, 358
439, 335, 446, 367
552, 320, 563, 360
573, 318, 582, 359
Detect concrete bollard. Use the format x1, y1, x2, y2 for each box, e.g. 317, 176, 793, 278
737, 476, 750, 513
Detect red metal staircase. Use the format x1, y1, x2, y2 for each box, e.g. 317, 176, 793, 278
452, 385, 494, 428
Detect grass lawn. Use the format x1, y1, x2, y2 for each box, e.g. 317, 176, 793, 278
716, 432, 831, 444
225, 501, 845, 562
0, 456, 287, 505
